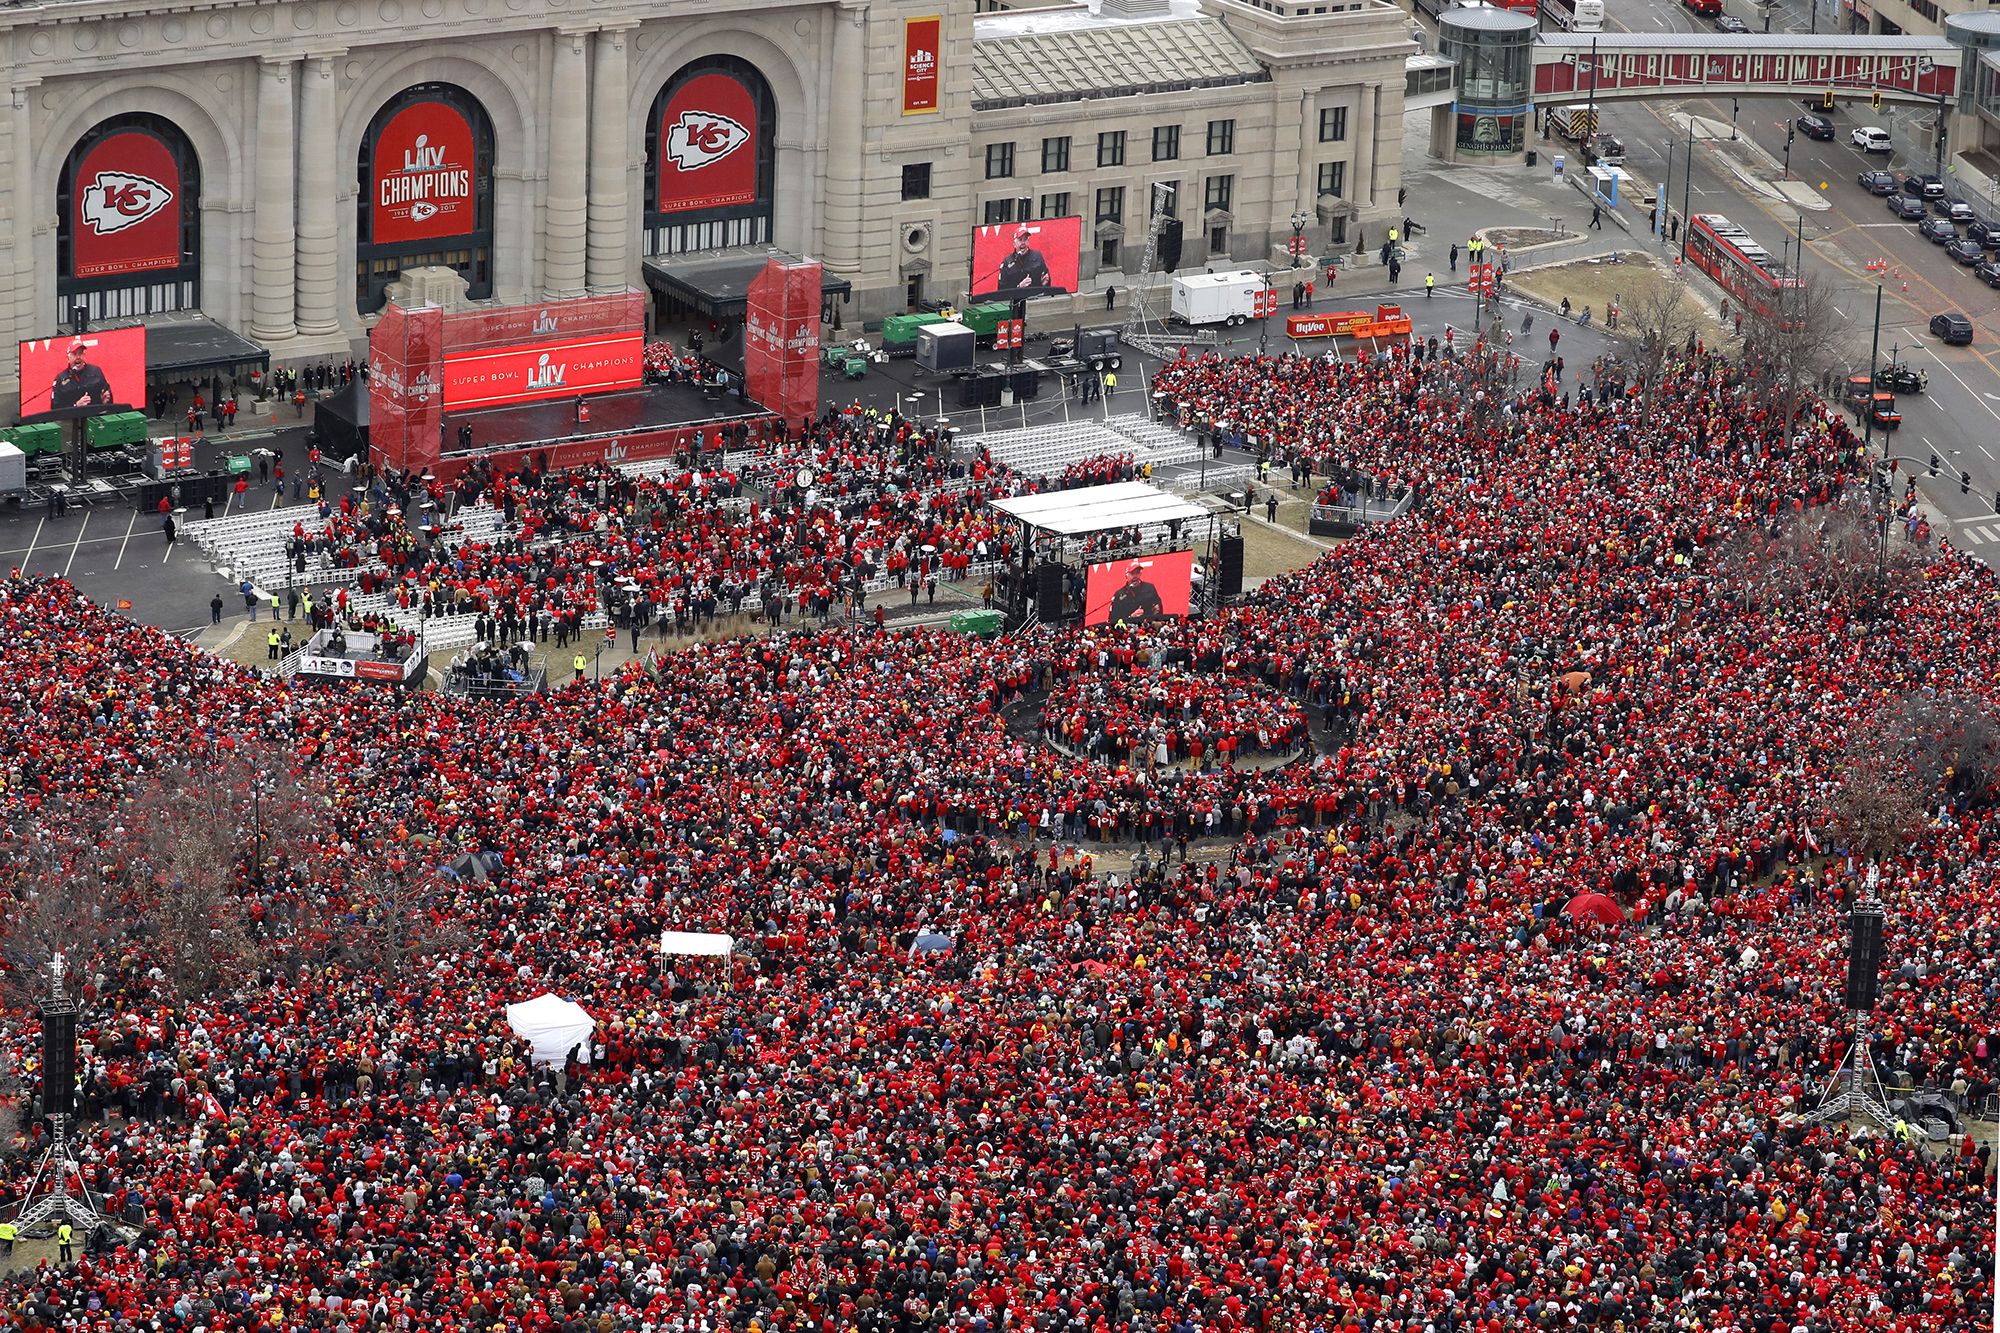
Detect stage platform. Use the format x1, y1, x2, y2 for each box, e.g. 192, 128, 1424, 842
443, 380, 763, 454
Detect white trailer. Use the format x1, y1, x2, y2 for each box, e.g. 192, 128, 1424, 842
1170, 270, 1267, 327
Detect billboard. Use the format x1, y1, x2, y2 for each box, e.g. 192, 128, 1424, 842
902, 17, 942, 115
370, 100, 478, 244
745, 258, 822, 428
1084, 550, 1194, 627
18, 327, 148, 422
443, 333, 645, 410
657, 72, 760, 214
70, 130, 182, 279
970, 216, 1081, 303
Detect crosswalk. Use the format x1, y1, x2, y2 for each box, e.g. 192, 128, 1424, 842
1955, 521, 2000, 547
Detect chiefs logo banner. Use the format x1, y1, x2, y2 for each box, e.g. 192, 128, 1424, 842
370, 100, 476, 245
71, 131, 181, 279
658, 73, 759, 214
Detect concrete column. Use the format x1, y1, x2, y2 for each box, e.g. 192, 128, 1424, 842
818, 4, 867, 271
250, 56, 298, 344
7, 84, 37, 415
295, 55, 341, 336
586, 26, 631, 293
1355, 83, 1378, 210
1295, 88, 1315, 215
544, 29, 590, 297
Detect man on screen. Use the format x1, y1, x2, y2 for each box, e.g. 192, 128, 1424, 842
995, 226, 1055, 296
1107, 561, 1165, 624
48, 339, 114, 411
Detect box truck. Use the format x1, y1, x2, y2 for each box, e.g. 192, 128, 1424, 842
1170, 270, 1268, 327
1547, 104, 1599, 142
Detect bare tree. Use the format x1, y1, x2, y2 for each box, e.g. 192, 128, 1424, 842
1626, 272, 1703, 416
1824, 720, 1931, 859
1738, 279, 1855, 452
1895, 690, 2000, 796
1707, 495, 1926, 618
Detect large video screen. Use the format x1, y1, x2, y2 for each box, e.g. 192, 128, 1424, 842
970, 216, 1082, 303
18, 326, 147, 422
1084, 550, 1195, 626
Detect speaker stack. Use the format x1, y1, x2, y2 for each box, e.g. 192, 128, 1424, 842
1217, 535, 1245, 597
1036, 563, 1067, 621
40, 1000, 76, 1118
1843, 902, 1885, 1012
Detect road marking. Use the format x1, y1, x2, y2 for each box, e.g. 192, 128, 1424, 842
62, 511, 88, 579
19, 518, 41, 575
112, 511, 136, 570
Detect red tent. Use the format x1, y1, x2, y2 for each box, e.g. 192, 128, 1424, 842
1564, 892, 1624, 926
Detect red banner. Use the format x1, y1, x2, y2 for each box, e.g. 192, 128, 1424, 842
367, 303, 445, 474
444, 333, 644, 410
370, 100, 477, 245
745, 258, 822, 429
657, 73, 759, 214
70, 131, 182, 279
439, 293, 647, 356
903, 17, 942, 115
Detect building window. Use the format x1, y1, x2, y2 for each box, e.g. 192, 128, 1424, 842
1207, 119, 1236, 155
1040, 192, 1072, 218
1042, 136, 1071, 174
1100, 237, 1120, 267
1329, 215, 1347, 246
1152, 124, 1180, 161
983, 198, 1017, 224
1319, 106, 1348, 142
901, 163, 931, 200
1204, 174, 1234, 213
1317, 161, 1346, 198
1095, 186, 1124, 224
985, 142, 1014, 180
1098, 131, 1125, 168
1209, 224, 1228, 254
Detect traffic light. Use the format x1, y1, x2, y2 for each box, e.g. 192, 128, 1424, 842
1871, 88, 1883, 111
1930, 453, 1940, 476
1962, 469, 1972, 494
1823, 90, 1835, 110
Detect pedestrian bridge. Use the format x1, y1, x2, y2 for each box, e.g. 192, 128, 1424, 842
1530, 33, 1959, 105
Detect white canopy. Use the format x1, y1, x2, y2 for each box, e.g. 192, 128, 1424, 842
504, 992, 596, 1067
989, 481, 1208, 538
660, 930, 734, 958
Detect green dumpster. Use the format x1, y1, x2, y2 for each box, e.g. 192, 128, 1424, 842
882, 312, 948, 355
950, 609, 1004, 637
10, 422, 64, 458
226, 454, 255, 476
85, 411, 148, 451
957, 302, 1012, 340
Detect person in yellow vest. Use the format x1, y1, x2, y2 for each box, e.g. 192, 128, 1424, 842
1425, 273, 1436, 299
0, 1218, 16, 1255
573, 651, 588, 679
267, 628, 282, 661
1103, 371, 1117, 398
56, 1220, 72, 1260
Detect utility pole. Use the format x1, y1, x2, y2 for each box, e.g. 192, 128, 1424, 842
1679, 118, 1697, 264
1865, 283, 1883, 452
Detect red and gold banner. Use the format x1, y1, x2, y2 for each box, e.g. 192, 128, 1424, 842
369, 100, 477, 244
903, 17, 942, 115
745, 258, 822, 429
70, 130, 182, 279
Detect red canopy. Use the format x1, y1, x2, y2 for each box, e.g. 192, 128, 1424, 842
1564, 892, 1624, 926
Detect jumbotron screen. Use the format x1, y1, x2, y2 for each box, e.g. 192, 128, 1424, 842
18, 326, 147, 422
1084, 550, 1194, 626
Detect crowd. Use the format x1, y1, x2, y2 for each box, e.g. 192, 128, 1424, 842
0, 330, 1990, 1333
1040, 658, 1308, 767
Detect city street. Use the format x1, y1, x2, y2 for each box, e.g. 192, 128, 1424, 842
1582, 0, 2000, 555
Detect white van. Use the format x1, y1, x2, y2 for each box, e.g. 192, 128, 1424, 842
1850, 126, 1892, 153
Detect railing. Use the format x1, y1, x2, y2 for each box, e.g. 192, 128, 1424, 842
1310, 488, 1416, 529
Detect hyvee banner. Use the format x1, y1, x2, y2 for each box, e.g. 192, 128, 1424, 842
903, 17, 941, 115
443, 334, 643, 410
371, 100, 476, 244
658, 73, 759, 213
71, 131, 182, 279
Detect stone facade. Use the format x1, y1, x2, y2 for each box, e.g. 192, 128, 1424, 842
0, 0, 1411, 416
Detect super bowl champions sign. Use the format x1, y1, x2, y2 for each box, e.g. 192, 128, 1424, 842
657, 72, 759, 214
370, 100, 477, 244
70, 130, 182, 279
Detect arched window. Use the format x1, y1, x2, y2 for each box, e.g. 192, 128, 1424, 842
355, 82, 495, 313
644, 57, 777, 256
57, 114, 202, 322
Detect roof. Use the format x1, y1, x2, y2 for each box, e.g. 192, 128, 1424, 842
143, 315, 271, 375
990, 480, 1210, 536
1176, 269, 1266, 289
640, 248, 853, 319
973, 8, 1267, 108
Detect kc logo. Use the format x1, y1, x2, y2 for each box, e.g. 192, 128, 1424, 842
79, 170, 174, 235
409, 201, 439, 223
666, 111, 750, 171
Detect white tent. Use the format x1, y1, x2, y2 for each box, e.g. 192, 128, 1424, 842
504, 992, 596, 1067
661, 930, 736, 984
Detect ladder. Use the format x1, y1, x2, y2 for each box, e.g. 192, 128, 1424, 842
1119, 182, 1219, 360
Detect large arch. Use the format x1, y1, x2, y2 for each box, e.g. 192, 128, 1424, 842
353, 82, 497, 314
335, 46, 539, 315
641, 56, 778, 256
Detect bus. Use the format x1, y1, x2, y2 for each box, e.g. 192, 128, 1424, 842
1686, 214, 1803, 320
1541, 0, 1605, 29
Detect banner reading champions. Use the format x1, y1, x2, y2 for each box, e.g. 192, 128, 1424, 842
370, 100, 477, 244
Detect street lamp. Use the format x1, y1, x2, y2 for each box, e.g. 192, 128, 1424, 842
1289, 210, 1312, 297
1258, 272, 1274, 356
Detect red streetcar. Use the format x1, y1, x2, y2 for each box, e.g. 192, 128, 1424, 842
1686, 213, 1802, 321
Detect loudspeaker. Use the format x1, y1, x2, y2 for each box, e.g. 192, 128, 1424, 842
40, 1005, 76, 1117
1036, 562, 1066, 620
1844, 902, 1884, 1012
1156, 218, 1184, 273
1217, 535, 1244, 597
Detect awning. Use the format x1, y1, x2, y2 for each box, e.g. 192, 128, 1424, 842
142, 315, 271, 378
990, 480, 1209, 538
641, 248, 853, 319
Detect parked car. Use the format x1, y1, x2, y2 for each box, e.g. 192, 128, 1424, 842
1945, 237, 1984, 265
1713, 13, 1749, 30
1902, 173, 1946, 198
1851, 126, 1893, 152
1876, 363, 1929, 394
1917, 215, 1956, 243
1857, 169, 1899, 195
1975, 258, 2000, 288
1797, 113, 1836, 140
1888, 195, 1927, 220
1931, 312, 1975, 344
1937, 199, 1977, 223
1968, 221, 2000, 248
